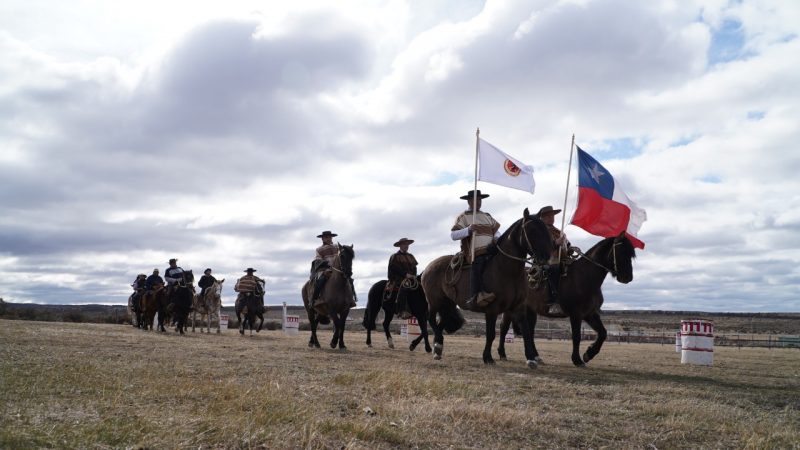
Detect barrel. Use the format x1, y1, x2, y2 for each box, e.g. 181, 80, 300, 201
680, 319, 714, 366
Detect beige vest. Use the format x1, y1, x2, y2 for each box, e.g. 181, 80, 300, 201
452, 210, 500, 261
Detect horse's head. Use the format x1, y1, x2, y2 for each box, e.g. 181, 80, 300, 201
336, 243, 355, 278
520, 208, 554, 263
609, 232, 636, 283
183, 270, 194, 284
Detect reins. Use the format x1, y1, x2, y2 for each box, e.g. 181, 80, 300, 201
573, 241, 621, 277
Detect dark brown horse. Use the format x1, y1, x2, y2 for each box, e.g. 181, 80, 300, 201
168, 270, 195, 335
421, 208, 553, 368
301, 244, 355, 350
497, 233, 636, 366
363, 275, 431, 352
140, 284, 166, 331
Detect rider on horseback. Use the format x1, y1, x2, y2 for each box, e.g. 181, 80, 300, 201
145, 269, 164, 291
387, 238, 418, 320
130, 274, 146, 310
198, 268, 217, 299
452, 190, 501, 311
537, 205, 572, 315
311, 231, 357, 308
235, 268, 265, 308
164, 258, 185, 297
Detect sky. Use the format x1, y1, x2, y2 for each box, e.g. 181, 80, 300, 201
1, 0, 798, 312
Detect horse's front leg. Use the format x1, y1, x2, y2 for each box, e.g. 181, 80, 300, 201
582, 312, 607, 364
518, 310, 539, 369
383, 305, 394, 349
497, 314, 511, 360
429, 310, 445, 360
483, 313, 498, 365
339, 313, 348, 350
569, 315, 585, 367
191, 308, 196, 332
330, 315, 339, 349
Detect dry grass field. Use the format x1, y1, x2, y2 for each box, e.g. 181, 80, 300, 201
1, 319, 798, 449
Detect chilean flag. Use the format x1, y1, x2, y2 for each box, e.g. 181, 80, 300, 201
571, 147, 647, 249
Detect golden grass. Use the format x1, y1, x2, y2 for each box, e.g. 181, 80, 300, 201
1, 319, 798, 449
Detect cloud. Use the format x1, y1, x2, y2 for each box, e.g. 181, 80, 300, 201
0, 0, 798, 313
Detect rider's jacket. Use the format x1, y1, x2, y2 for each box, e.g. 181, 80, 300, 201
388, 251, 417, 284
164, 266, 185, 285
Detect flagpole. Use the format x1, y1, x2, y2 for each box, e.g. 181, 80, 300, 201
558, 134, 575, 260
471, 128, 480, 263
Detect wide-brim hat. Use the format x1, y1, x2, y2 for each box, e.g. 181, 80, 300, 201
460, 190, 490, 200
393, 238, 415, 247
317, 231, 338, 238
168, 258, 178, 263
152, 269, 159, 273
204, 268, 212, 274
537, 205, 562, 217
244, 268, 257, 273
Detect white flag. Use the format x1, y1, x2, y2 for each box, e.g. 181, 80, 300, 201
477, 138, 535, 194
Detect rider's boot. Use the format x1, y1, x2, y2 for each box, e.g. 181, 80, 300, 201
396, 290, 411, 320
464, 256, 492, 311
546, 265, 563, 315
311, 274, 326, 307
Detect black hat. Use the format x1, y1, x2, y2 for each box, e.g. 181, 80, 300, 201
153, 268, 159, 273
317, 231, 338, 238
536, 205, 562, 217
393, 238, 415, 247
169, 258, 177, 263
460, 190, 490, 200
204, 268, 212, 274
244, 268, 257, 273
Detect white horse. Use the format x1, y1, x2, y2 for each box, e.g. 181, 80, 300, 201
192, 279, 224, 333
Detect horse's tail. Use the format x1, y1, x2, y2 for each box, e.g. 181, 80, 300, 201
438, 300, 465, 334
363, 281, 386, 330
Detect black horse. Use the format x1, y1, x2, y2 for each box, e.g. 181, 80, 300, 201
363, 275, 432, 352
167, 270, 195, 334
236, 289, 265, 336
497, 233, 636, 366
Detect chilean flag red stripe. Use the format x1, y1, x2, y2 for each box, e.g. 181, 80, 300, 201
571, 147, 646, 249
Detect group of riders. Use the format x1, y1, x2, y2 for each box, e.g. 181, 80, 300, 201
129, 189, 572, 320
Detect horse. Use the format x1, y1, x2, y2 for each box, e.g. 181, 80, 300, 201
192, 279, 225, 333
140, 284, 166, 331
167, 270, 195, 334
235, 288, 264, 336
363, 275, 431, 352
497, 233, 636, 366
301, 243, 355, 350
421, 208, 553, 368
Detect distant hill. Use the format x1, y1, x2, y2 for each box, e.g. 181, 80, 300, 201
1, 300, 798, 334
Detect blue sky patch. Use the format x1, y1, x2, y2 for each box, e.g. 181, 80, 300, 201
708, 19, 746, 65
591, 137, 645, 159
747, 110, 765, 120
699, 174, 722, 184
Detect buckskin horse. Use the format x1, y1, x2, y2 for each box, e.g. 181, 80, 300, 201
363, 275, 431, 352
301, 244, 355, 350
421, 208, 553, 368
497, 233, 636, 366
192, 279, 225, 334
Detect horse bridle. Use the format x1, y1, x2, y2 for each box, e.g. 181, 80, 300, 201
330, 245, 353, 278
573, 239, 622, 278
496, 217, 545, 266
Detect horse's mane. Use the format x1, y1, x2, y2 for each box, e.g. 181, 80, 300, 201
586, 235, 637, 260
495, 217, 522, 247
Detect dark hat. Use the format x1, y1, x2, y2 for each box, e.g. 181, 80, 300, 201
169, 258, 177, 263
137, 274, 146, 278
244, 268, 257, 273
153, 268, 159, 273
204, 268, 212, 274
460, 190, 490, 200
393, 238, 415, 247
537, 205, 562, 217
317, 231, 338, 238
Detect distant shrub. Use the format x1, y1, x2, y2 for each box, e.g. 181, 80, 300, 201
63, 312, 85, 323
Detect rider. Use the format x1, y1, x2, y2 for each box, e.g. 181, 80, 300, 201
537, 205, 571, 315
310, 231, 357, 308
451, 190, 501, 311
130, 274, 146, 309
164, 258, 185, 297
235, 268, 265, 309
198, 268, 217, 299
145, 269, 164, 291
388, 238, 418, 320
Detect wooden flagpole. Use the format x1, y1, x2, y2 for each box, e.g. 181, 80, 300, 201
558, 134, 576, 260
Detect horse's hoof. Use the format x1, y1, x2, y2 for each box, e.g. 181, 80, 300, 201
388, 340, 395, 349
308, 342, 314, 348
425, 346, 432, 353
433, 354, 442, 360
573, 361, 586, 368
367, 344, 372, 348
239, 329, 244, 335
499, 356, 507, 361
314, 343, 321, 348
484, 359, 495, 365
534, 356, 544, 365
526, 359, 538, 369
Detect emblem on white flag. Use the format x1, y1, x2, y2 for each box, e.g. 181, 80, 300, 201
477, 138, 535, 194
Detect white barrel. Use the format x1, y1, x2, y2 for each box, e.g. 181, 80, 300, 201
680, 319, 713, 366
219, 313, 229, 330
405, 317, 420, 341
283, 315, 299, 335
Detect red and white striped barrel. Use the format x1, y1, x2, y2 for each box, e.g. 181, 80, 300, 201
405, 317, 421, 341
680, 319, 713, 366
